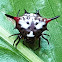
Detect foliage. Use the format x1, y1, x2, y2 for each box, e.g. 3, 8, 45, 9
0, 0, 62, 62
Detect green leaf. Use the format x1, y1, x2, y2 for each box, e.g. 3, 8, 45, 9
0, 0, 62, 62
0, 46, 28, 62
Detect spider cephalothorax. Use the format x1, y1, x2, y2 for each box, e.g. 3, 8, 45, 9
5, 10, 60, 49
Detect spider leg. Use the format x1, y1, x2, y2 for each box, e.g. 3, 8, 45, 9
23, 41, 25, 45
42, 34, 50, 36
15, 36, 22, 48
17, 10, 20, 17
9, 33, 20, 37
39, 37, 41, 48
42, 35, 49, 45
34, 37, 41, 50
13, 36, 19, 46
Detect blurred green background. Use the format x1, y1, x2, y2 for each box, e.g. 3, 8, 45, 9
0, 0, 62, 62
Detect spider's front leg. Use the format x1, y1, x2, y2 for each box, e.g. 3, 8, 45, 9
13, 35, 22, 48
42, 34, 49, 45
34, 37, 41, 50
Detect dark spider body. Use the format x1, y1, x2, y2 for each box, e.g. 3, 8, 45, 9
5, 10, 60, 49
